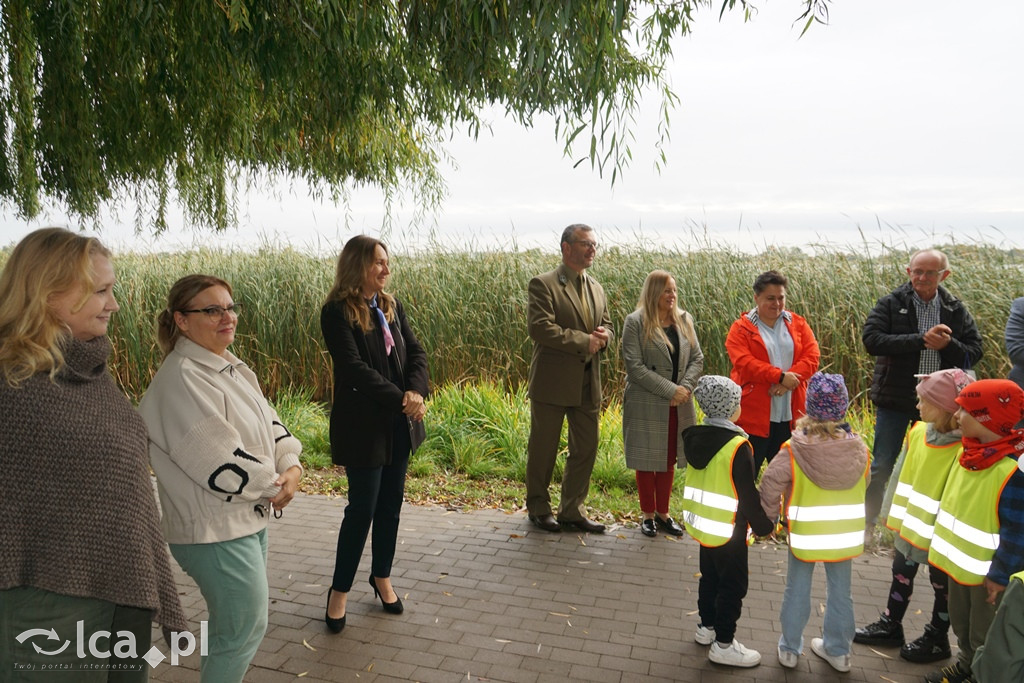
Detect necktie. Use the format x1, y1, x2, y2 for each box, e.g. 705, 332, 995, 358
578, 274, 594, 331
369, 296, 395, 356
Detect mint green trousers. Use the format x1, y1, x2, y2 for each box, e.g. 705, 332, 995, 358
169, 528, 268, 683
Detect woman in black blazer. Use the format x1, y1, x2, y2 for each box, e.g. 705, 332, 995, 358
321, 235, 429, 632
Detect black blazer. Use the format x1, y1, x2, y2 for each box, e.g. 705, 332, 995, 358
321, 297, 429, 467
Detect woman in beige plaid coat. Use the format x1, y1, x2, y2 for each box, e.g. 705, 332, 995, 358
621, 270, 704, 537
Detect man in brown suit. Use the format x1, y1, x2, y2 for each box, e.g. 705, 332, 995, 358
525, 224, 613, 533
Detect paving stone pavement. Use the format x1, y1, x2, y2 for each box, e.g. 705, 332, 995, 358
150, 494, 947, 682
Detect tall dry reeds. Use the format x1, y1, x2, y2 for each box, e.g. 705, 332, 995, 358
2, 239, 1020, 403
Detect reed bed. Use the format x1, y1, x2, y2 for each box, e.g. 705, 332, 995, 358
2, 238, 1020, 403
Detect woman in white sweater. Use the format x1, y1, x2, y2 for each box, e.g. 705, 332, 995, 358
139, 274, 302, 683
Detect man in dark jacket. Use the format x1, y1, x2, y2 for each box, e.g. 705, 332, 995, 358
861, 248, 983, 527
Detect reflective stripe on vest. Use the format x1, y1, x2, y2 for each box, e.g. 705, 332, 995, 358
786, 442, 868, 562
927, 456, 1017, 586
885, 422, 962, 551
682, 435, 746, 548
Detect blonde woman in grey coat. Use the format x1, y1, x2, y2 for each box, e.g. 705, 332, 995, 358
621, 270, 704, 537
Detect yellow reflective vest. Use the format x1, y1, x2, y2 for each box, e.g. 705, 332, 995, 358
785, 443, 868, 562
682, 435, 746, 548
928, 456, 1017, 586
885, 422, 963, 551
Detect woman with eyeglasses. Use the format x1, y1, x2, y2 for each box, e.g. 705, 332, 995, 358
139, 274, 302, 682
0, 228, 186, 679
321, 236, 429, 632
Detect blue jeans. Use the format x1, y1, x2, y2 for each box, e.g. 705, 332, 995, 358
865, 406, 916, 526
779, 553, 854, 658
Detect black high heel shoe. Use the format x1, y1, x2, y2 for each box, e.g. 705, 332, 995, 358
325, 587, 346, 633
369, 575, 404, 614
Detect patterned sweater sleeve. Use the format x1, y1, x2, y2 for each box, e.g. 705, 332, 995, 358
264, 402, 302, 474
171, 415, 282, 502
991, 468, 1024, 586
142, 360, 282, 503
759, 453, 793, 523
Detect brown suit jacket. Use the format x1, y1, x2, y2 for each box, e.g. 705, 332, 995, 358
527, 263, 613, 406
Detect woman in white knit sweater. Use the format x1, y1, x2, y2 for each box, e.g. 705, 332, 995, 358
140, 274, 302, 683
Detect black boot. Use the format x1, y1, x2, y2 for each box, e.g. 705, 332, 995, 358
853, 613, 904, 646
900, 623, 951, 663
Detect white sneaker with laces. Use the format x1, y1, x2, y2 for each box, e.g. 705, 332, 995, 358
708, 639, 761, 668
694, 624, 715, 646
811, 637, 851, 672
777, 645, 799, 668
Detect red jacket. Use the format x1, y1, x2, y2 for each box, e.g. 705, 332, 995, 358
725, 310, 820, 438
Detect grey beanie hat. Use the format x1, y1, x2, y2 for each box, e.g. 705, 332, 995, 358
694, 375, 742, 420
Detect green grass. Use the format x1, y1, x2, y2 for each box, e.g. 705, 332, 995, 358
274, 379, 880, 527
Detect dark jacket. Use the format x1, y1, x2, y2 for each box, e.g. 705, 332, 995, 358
681, 424, 775, 540
321, 297, 429, 468
862, 282, 982, 413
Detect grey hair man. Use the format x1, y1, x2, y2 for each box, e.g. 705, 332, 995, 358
861, 248, 983, 527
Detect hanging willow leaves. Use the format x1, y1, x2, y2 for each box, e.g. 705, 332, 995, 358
0, 0, 828, 232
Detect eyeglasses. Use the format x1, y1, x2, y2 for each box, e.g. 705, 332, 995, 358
910, 269, 944, 279
180, 303, 243, 320
572, 240, 599, 250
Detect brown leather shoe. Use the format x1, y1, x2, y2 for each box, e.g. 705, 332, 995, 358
528, 513, 561, 532
560, 517, 606, 533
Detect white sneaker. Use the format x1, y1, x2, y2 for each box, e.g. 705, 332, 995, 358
811, 637, 851, 672
708, 639, 761, 668
694, 624, 715, 646
777, 645, 799, 669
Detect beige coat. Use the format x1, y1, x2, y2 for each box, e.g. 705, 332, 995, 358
621, 309, 703, 471
140, 338, 302, 545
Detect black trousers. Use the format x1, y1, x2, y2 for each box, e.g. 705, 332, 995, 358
748, 420, 792, 477
332, 416, 412, 591
697, 532, 749, 644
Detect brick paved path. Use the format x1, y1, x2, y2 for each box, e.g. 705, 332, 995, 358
151, 493, 944, 682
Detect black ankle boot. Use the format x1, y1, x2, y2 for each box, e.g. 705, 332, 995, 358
854, 613, 904, 646
901, 623, 951, 663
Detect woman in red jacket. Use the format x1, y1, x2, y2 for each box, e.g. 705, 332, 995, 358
725, 270, 820, 475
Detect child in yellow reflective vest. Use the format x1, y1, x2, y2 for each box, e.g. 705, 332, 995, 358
923, 379, 1024, 683
758, 372, 869, 673
681, 375, 774, 668
855, 368, 970, 664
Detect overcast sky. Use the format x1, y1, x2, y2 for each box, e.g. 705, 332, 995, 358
2, 0, 1021, 254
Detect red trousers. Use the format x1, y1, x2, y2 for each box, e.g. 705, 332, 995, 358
636, 406, 677, 515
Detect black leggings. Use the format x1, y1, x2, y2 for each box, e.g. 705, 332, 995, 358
884, 548, 949, 630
